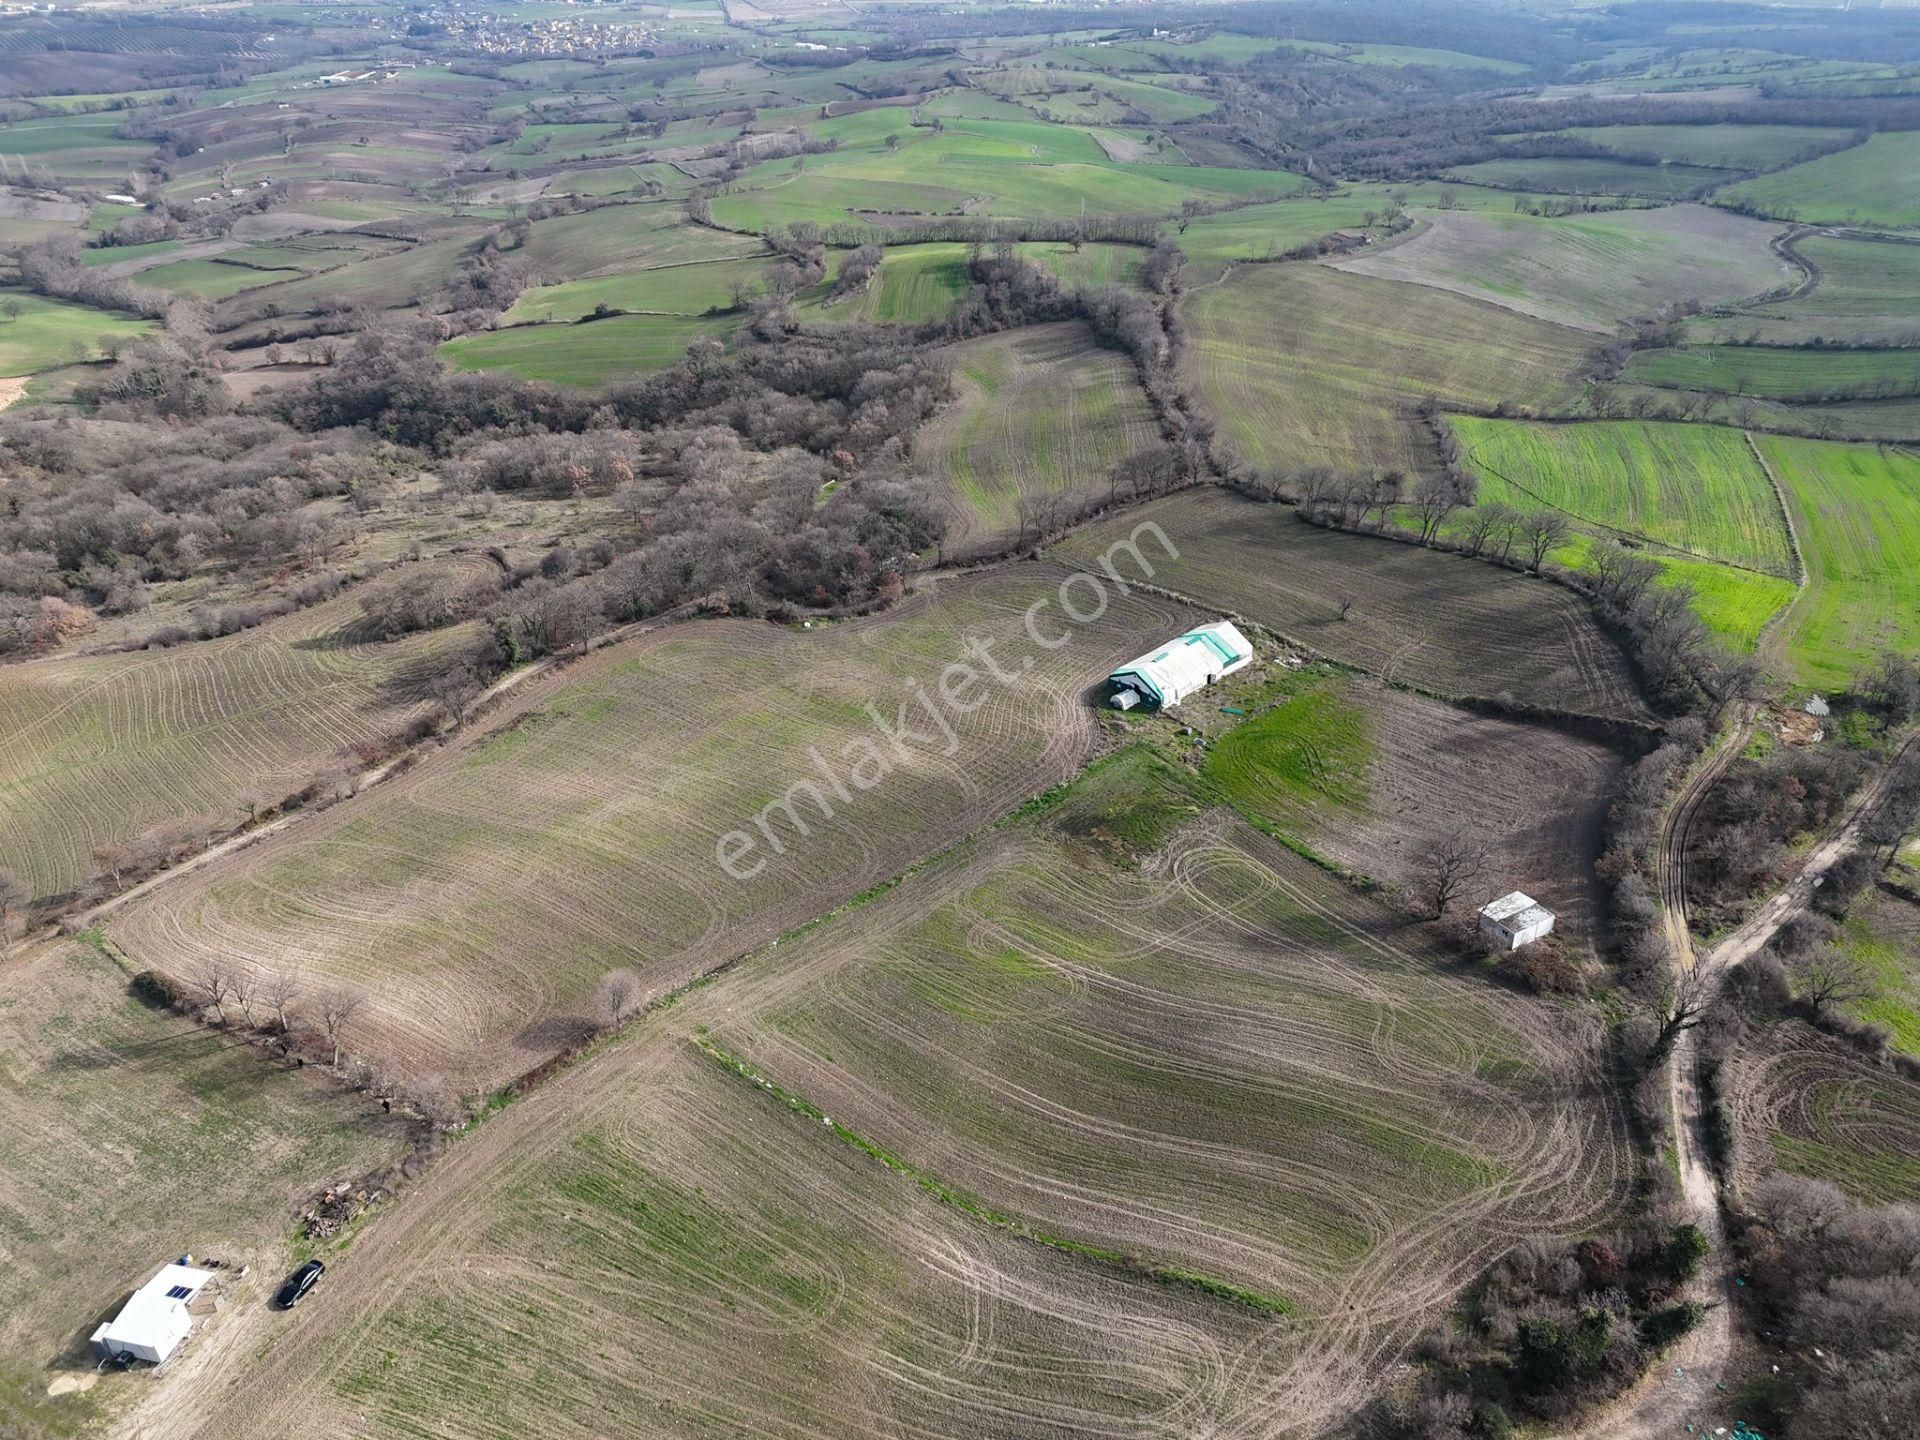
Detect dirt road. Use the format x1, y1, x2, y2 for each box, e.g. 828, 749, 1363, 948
1564, 718, 1914, 1440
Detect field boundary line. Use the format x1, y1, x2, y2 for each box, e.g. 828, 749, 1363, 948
1742, 428, 1812, 671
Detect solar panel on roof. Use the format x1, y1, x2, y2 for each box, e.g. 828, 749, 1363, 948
166, 1285, 193, 1299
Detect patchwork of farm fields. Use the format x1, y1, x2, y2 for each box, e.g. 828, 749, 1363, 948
1756, 436, 1920, 688
1333, 205, 1791, 333
109, 568, 1206, 1087
0, 573, 479, 906
917, 322, 1160, 552
1058, 489, 1652, 719
139, 755, 1631, 1440
1702, 231, 1920, 345
1184, 265, 1594, 476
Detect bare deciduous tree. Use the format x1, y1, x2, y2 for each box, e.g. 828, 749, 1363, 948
1415, 832, 1492, 919
595, 966, 643, 1028
263, 968, 303, 1034
185, 954, 236, 1023
315, 985, 368, 1068
1410, 472, 1467, 545
0, 869, 26, 957
1520, 510, 1572, 572
229, 959, 261, 1029
1647, 968, 1713, 1066
1791, 949, 1873, 1016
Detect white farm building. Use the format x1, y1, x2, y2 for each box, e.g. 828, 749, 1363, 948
1479, 892, 1555, 951
91, 1263, 214, 1365
1107, 621, 1253, 711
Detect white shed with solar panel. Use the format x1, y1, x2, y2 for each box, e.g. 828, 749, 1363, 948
91, 1263, 215, 1364
1107, 620, 1253, 711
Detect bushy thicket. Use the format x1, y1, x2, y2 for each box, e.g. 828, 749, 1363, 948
1732, 1176, 1920, 1439
0, 413, 408, 652
1368, 1228, 1708, 1439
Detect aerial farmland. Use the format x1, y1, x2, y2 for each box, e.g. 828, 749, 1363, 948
0, 1, 1917, 1438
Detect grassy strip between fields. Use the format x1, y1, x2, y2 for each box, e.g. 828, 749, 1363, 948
692, 1031, 1297, 1319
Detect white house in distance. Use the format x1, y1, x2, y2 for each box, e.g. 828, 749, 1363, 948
1107, 620, 1253, 711
1479, 892, 1556, 951
91, 1263, 215, 1365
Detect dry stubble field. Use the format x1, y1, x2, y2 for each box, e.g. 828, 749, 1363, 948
116, 754, 1633, 1440
108, 566, 1205, 1089
1058, 488, 1652, 720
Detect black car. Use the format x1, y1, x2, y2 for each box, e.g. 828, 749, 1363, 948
274, 1260, 325, 1310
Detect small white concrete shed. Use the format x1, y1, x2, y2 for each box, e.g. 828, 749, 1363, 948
1478, 892, 1555, 951
91, 1263, 214, 1364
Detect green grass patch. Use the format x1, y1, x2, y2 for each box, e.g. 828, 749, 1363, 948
0, 289, 153, 376
1450, 418, 1797, 576
440, 312, 733, 385
1201, 668, 1372, 823
1545, 123, 1850, 171
1624, 345, 1920, 400
1758, 435, 1920, 689
1718, 132, 1920, 227
1443, 156, 1727, 197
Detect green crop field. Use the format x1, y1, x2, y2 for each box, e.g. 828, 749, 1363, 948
1545, 124, 1850, 171
1060, 489, 1651, 718
1623, 345, 1920, 400
917, 322, 1160, 551
1343, 43, 1532, 73
1717, 132, 1920, 228
1442, 156, 1728, 197
504, 256, 775, 323
0, 938, 411, 1438
1448, 418, 1797, 575
1757, 436, 1920, 688
796, 243, 970, 326
1838, 888, 1920, 1056
1176, 195, 1395, 269
110, 568, 1210, 1088
1184, 265, 1592, 476
0, 575, 476, 906
137, 257, 303, 301
0, 290, 153, 375
440, 312, 734, 385
1335, 205, 1791, 332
